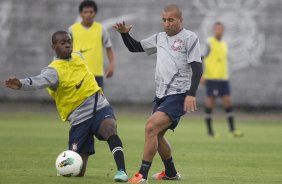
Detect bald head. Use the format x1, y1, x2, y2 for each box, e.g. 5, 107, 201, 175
164, 4, 182, 19
162, 4, 183, 36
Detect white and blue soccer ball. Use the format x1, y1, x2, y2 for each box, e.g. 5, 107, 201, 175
55, 150, 83, 177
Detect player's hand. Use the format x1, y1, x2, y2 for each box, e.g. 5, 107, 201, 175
113, 21, 132, 33
184, 95, 197, 113
4, 77, 22, 90
105, 64, 114, 78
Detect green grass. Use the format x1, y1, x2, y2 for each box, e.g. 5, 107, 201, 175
0, 111, 281, 184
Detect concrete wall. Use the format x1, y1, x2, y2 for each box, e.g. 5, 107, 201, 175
0, 0, 281, 106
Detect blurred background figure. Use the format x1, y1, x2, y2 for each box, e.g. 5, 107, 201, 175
201, 22, 243, 138
68, 0, 115, 89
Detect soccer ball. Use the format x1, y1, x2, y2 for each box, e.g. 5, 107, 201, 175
55, 150, 83, 177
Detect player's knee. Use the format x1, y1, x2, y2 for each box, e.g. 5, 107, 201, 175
104, 124, 117, 137
206, 99, 215, 108
145, 121, 158, 137
99, 120, 117, 140
106, 122, 117, 132
224, 99, 232, 107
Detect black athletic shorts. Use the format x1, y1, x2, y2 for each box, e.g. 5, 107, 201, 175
206, 80, 231, 97
68, 106, 115, 155
152, 93, 186, 130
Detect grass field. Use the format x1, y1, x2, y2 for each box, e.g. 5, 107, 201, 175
0, 109, 281, 184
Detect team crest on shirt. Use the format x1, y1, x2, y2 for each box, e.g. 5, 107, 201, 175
171, 39, 184, 51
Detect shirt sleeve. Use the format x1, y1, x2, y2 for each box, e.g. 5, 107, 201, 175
102, 26, 112, 48
68, 26, 72, 38
187, 33, 202, 63
186, 62, 203, 97
201, 40, 210, 58
140, 34, 158, 55
20, 67, 59, 91
120, 33, 145, 52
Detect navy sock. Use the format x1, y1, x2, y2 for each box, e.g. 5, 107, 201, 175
205, 108, 214, 135
163, 157, 177, 177
225, 107, 235, 132
139, 160, 152, 179
107, 134, 126, 172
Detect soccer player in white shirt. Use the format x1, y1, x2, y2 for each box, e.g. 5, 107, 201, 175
114, 4, 203, 183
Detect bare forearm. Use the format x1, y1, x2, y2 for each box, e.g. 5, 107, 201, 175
106, 47, 115, 66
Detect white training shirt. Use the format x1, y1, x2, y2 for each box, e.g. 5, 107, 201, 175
140, 29, 202, 98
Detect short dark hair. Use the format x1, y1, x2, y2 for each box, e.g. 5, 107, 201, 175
79, 0, 98, 13
52, 30, 68, 44
164, 4, 182, 18
214, 22, 224, 27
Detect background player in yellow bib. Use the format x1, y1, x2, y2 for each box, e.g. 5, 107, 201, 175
69, 0, 114, 89
201, 22, 243, 138
4, 31, 128, 182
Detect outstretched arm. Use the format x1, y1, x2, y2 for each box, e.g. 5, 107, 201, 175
5, 77, 22, 90
113, 21, 144, 52
120, 33, 144, 52
4, 67, 59, 91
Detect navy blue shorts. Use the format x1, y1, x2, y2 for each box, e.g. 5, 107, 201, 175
95, 76, 104, 89
152, 93, 186, 130
68, 106, 115, 155
206, 80, 231, 97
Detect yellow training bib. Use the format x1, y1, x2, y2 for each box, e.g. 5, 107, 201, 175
71, 22, 104, 76
47, 52, 102, 121
203, 37, 229, 80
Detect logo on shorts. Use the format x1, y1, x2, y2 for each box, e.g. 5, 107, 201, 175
72, 143, 78, 151
171, 39, 184, 51
157, 106, 164, 110
213, 89, 219, 96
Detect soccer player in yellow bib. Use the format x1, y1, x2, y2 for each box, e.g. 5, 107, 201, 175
201, 22, 243, 138
4, 31, 128, 182
69, 0, 114, 89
